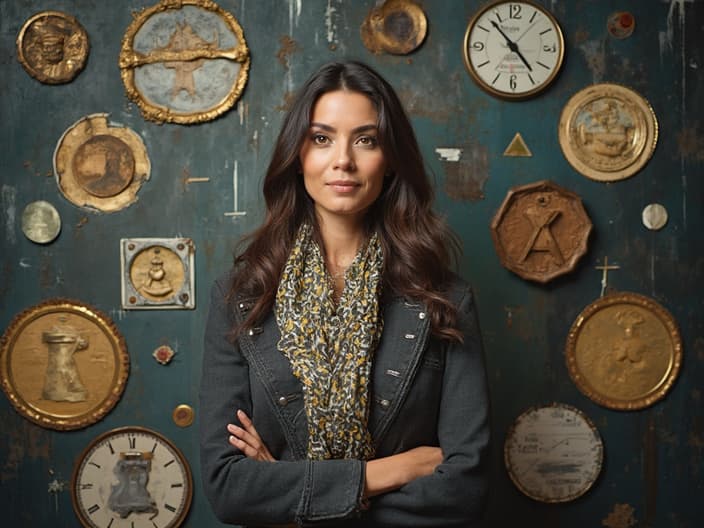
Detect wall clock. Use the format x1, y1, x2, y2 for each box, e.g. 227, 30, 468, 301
463, 0, 564, 99
504, 403, 603, 503
71, 426, 193, 528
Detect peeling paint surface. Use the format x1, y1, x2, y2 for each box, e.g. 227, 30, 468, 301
1, 1, 703, 526
440, 145, 489, 202
1, 185, 17, 245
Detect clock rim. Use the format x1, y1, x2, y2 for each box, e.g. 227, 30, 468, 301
70, 425, 194, 528
462, 0, 565, 100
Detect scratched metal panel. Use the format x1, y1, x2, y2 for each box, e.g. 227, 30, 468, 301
0, 1, 702, 527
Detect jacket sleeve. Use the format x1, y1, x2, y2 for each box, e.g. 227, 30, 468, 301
199, 277, 366, 526
367, 287, 491, 527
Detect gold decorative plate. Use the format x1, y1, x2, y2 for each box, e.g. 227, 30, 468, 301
559, 83, 658, 181
16, 10, 89, 84
490, 180, 592, 283
0, 299, 129, 430
565, 292, 682, 410
361, 0, 427, 55
119, 0, 250, 124
53, 113, 150, 213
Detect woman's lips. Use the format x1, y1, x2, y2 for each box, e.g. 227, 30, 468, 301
327, 180, 360, 193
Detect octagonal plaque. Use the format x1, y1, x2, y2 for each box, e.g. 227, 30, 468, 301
490, 180, 592, 283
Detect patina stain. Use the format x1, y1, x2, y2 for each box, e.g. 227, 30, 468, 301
677, 126, 704, 161
1, 414, 51, 481
442, 144, 489, 202
276, 35, 299, 70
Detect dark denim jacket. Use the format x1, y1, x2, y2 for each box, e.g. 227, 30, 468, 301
199, 274, 490, 527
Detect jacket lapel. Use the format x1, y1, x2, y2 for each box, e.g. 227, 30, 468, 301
369, 297, 431, 447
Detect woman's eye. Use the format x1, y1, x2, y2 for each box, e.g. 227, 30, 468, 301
356, 136, 378, 147
312, 134, 329, 145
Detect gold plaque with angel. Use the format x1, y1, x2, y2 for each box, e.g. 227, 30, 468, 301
565, 292, 682, 410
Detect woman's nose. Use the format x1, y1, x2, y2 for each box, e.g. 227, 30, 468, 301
333, 143, 356, 171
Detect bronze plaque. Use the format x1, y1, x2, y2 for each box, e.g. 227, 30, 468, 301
565, 292, 682, 410
54, 114, 150, 213
16, 10, 89, 84
559, 83, 658, 182
361, 0, 427, 55
119, 0, 250, 124
490, 180, 592, 283
0, 299, 129, 430
121, 238, 196, 310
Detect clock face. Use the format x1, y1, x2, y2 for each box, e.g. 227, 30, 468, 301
463, 1, 564, 99
504, 403, 603, 503
71, 426, 193, 528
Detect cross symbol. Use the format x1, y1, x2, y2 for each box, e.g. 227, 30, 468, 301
595, 256, 620, 297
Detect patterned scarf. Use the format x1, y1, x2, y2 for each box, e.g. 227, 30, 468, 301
275, 224, 384, 460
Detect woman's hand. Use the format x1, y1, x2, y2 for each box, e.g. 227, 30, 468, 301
364, 446, 442, 498
227, 409, 276, 461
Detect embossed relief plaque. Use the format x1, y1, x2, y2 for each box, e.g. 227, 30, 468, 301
119, 0, 250, 124
559, 84, 658, 182
361, 0, 427, 55
54, 114, 150, 213
490, 180, 592, 283
565, 292, 682, 410
121, 238, 195, 309
0, 299, 129, 430
17, 11, 89, 84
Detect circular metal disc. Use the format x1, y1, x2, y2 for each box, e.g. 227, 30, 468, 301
642, 203, 668, 230
21, 200, 61, 244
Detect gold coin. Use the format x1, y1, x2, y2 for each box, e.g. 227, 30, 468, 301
16, 11, 89, 84
565, 292, 682, 410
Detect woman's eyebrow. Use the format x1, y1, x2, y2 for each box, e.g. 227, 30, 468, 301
309, 122, 378, 133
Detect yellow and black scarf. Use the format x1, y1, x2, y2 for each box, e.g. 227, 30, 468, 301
275, 224, 383, 460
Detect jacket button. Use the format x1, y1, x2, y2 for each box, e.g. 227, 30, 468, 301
278, 396, 288, 406
404, 333, 416, 339
418, 312, 426, 319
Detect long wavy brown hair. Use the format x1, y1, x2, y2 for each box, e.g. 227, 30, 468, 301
229, 61, 463, 341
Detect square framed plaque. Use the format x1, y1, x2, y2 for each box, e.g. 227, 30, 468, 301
120, 238, 195, 310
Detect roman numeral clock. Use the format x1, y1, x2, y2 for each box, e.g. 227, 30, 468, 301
71, 426, 193, 528
463, 0, 564, 100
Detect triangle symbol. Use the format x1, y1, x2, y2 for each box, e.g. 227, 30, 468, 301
503, 132, 532, 157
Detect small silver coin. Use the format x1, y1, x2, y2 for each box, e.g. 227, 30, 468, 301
21, 200, 61, 244
642, 203, 668, 231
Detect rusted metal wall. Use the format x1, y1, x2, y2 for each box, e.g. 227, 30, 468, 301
1, 1, 702, 526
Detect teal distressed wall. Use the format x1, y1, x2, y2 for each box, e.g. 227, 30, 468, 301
1, 1, 703, 526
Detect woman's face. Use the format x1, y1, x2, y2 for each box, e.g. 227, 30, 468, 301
299, 90, 387, 226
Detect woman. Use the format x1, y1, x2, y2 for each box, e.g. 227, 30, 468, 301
199, 61, 489, 527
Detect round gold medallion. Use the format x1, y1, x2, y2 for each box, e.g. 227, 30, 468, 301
565, 292, 682, 410
0, 299, 129, 430
559, 84, 658, 181
16, 11, 89, 84
53, 114, 150, 213
119, 0, 250, 124
360, 0, 427, 55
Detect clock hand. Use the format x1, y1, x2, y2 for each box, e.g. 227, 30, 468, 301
491, 20, 533, 72
515, 21, 537, 43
